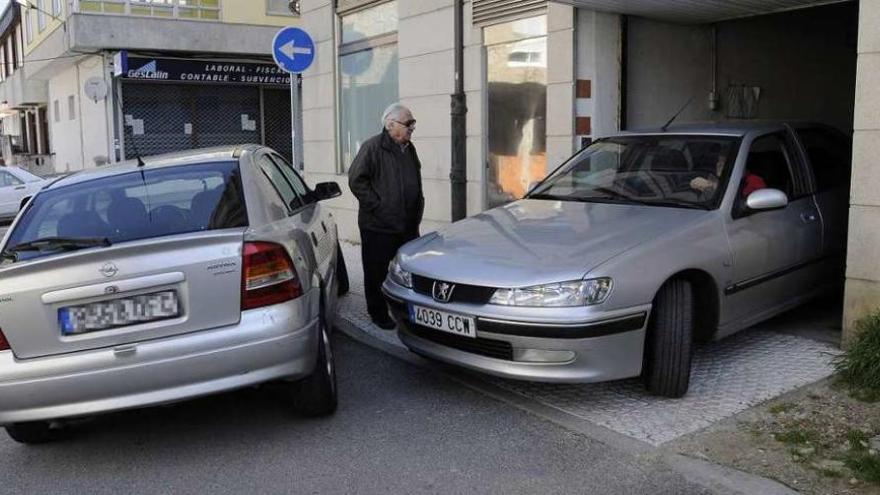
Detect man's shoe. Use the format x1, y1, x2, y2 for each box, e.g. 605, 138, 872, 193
370, 317, 396, 330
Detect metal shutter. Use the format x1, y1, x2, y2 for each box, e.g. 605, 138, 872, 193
472, 0, 547, 27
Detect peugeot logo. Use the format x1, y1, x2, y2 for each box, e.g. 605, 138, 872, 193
104, 285, 119, 294
100, 262, 119, 278
432, 281, 455, 303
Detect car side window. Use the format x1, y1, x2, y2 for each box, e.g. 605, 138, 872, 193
741, 134, 797, 199
0, 171, 23, 187
269, 154, 316, 205
257, 155, 303, 212
796, 127, 852, 192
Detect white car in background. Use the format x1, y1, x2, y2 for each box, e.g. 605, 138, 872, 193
0, 167, 46, 223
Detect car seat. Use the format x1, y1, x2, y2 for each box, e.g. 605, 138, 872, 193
57, 211, 110, 239
107, 197, 148, 240
190, 186, 224, 230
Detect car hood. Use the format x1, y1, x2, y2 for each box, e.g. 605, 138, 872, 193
399, 199, 708, 288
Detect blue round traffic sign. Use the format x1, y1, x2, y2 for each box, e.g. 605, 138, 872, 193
273, 27, 316, 74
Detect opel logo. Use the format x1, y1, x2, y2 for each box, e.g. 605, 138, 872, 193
100, 262, 119, 278
432, 281, 455, 303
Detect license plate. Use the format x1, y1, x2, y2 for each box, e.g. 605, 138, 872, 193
59, 290, 180, 336
409, 304, 476, 339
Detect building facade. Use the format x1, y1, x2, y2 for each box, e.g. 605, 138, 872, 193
298, 0, 875, 343
15, 0, 302, 175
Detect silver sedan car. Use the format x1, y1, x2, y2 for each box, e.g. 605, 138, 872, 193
0, 146, 344, 443
383, 122, 849, 397
0, 167, 47, 223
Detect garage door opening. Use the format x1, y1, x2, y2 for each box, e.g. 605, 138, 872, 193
623, 1, 859, 346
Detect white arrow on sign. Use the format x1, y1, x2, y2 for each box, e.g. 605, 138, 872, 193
280, 41, 312, 60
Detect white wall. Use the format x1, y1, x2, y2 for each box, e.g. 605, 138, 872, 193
576, 9, 622, 140
301, 0, 488, 242
625, 3, 857, 131
47, 55, 112, 172
844, 0, 880, 345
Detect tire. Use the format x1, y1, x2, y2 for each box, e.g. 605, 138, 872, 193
5, 421, 54, 444
291, 320, 338, 417
643, 279, 694, 398
335, 242, 350, 296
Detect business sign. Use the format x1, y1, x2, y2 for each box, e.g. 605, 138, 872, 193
118, 53, 291, 86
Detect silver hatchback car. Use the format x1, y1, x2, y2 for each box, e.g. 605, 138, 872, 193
383, 122, 850, 397
0, 146, 345, 443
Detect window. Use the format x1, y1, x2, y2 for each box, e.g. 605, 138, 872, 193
16, 26, 23, 68
0, 170, 24, 187
796, 127, 852, 192
79, 0, 220, 19
68, 95, 76, 120
53, 100, 60, 123
270, 153, 314, 204
25, 9, 33, 44
37, 0, 46, 31
0, 49, 6, 81
267, 0, 296, 16
6, 38, 14, 76
339, 0, 398, 172
258, 154, 302, 211
52, 0, 63, 16
485, 15, 548, 208
742, 134, 795, 199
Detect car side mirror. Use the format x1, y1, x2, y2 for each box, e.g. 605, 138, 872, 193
314, 181, 342, 201
745, 188, 788, 211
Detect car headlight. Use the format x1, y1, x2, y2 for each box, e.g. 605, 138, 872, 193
388, 256, 412, 288
489, 278, 612, 307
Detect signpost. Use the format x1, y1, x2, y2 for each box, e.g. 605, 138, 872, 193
272, 27, 316, 172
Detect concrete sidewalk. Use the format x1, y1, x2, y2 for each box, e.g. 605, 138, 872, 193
335, 241, 839, 447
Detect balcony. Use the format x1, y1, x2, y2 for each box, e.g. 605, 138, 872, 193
72, 0, 221, 20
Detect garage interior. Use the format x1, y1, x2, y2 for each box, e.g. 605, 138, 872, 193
567, 0, 859, 344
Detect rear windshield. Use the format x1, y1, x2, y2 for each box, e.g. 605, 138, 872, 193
5, 161, 248, 261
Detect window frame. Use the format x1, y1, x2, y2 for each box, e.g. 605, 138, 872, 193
266, 0, 297, 17
793, 126, 853, 194
36, 0, 46, 32
336, 0, 398, 174
732, 132, 805, 220
0, 170, 24, 187
269, 152, 316, 206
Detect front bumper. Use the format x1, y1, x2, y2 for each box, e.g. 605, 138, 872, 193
383, 280, 651, 383
0, 304, 318, 425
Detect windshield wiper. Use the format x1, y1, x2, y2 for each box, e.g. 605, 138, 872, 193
590, 187, 654, 206
527, 192, 569, 201
8, 236, 112, 254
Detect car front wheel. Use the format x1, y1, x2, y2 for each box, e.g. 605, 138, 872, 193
291, 321, 338, 417
643, 279, 694, 398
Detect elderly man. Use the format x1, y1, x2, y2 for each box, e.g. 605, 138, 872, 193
349, 103, 424, 329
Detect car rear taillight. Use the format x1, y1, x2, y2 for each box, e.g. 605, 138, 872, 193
0, 328, 10, 352
241, 242, 303, 311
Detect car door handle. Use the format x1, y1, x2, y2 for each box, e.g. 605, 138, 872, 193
801, 212, 818, 223
13, 186, 25, 190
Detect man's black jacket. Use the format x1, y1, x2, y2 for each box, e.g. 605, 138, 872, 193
348, 130, 425, 234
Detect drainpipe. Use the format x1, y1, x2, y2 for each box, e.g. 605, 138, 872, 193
450, 0, 467, 222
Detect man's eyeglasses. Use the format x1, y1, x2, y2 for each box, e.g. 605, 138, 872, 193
393, 119, 417, 130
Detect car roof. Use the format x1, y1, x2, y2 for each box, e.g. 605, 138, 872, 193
45, 145, 262, 189
618, 120, 833, 137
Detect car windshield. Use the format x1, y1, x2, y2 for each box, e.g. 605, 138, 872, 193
3, 161, 248, 262
528, 135, 741, 209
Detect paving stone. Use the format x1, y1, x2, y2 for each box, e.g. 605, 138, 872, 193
336, 242, 839, 446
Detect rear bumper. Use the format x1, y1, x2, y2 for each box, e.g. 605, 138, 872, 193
0, 304, 318, 425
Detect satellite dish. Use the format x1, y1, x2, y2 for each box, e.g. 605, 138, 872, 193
84, 77, 109, 102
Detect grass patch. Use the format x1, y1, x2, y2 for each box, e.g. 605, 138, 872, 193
835, 310, 880, 401
769, 402, 796, 415
774, 426, 820, 446
820, 468, 844, 479
847, 430, 871, 452
845, 452, 880, 484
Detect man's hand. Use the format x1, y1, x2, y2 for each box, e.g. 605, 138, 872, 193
690, 176, 716, 192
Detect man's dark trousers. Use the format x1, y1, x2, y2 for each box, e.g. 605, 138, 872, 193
361, 228, 417, 321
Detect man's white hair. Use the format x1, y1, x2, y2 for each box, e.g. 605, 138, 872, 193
381, 103, 411, 129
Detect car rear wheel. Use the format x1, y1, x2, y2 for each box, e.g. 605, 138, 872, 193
5, 421, 54, 444
336, 242, 350, 296
291, 321, 338, 417
643, 279, 694, 398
